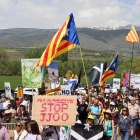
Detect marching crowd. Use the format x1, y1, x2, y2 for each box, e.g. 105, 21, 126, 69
0, 85, 140, 140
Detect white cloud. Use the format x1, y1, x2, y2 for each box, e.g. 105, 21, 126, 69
0, 0, 139, 29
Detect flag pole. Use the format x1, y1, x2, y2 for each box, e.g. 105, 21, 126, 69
79, 46, 90, 101
129, 42, 134, 87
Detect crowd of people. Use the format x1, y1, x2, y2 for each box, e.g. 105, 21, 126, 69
0, 85, 140, 140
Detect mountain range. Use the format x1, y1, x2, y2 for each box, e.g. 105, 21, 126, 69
0, 27, 140, 57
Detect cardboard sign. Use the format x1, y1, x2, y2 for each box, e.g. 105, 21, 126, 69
113, 78, 120, 89
0, 103, 8, 110
4, 82, 11, 97
61, 85, 71, 96
134, 79, 140, 89
130, 74, 140, 88
32, 95, 77, 126
105, 88, 117, 93
2, 123, 16, 140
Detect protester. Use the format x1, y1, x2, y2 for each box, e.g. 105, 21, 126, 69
11, 101, 17, 110
87, 99, 101, 124
23, 110, 30, 131
0, 119, 10, 140
27, 95, 32, 116
116, 94, 123, 112
117, 107, 133, 140
6, 100, 11, 110
18, 102, 26, 119
77, 99, 88, 124
86, 115, 95, 125
25, 120, 42, 140
14, 121, 27, 140
0, 110, 4, 123
128, 97, 140, 140
109, 102, 120, 140
109, 93, 117, 105
10, 97, 15, 102
4, 110, 17, 123
41, 125, 59, 140
58, 126, 68, 140
102, 110, 114, 140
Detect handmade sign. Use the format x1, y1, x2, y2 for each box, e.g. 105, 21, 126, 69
105, 88, 117, 93
32, 95, 77, 126
4, 82, 11, 97
61, 85, 71, 96
21, 59, 41, 88
2, 123, 16, 140
113, 78, 120, 89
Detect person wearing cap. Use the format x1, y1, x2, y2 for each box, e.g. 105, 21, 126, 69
109, 102, 120, 140
128, 97, 140, 140
4, 110, 17, 123
0, 119, 10, 140
116, 94, 123, 112
86, 115, 95, 125
11, 100, 17, 110
18, 103, 27, 120
117, 107, 133, 140
101, 110, 114, 140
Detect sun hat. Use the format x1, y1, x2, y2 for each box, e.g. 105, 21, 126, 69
104, 110, 112, 116
110, 102, 115, 106
88, 115, 94, 120
4, 110, 11, 114
10, 97, 14, 101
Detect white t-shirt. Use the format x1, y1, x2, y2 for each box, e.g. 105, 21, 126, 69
14, 130, 27, 140
25, 134, 42, 140
44, 126, 59, 140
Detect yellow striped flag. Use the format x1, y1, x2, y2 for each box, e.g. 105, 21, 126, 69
34, 13, 80, 69
126, 28, 139, 43
100, 54, 118, 92
17, 86, 23, 97
46, 86, 61, 96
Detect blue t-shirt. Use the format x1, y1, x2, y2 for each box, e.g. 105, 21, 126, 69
90, 104, 101, 120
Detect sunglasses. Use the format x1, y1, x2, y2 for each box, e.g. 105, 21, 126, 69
122, 110, 127, 112
16, 125, 22, 127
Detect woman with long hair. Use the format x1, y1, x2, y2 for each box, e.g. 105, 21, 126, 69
25, 120, 42, 140
14, 121, 27, 140
117, 107, 133, 140
102, 110, 114, 140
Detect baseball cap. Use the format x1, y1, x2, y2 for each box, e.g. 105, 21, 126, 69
23, 110, 29, 115
88, 115, 94, 120
20, 102, 25, 107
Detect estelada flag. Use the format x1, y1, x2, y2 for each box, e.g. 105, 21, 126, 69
65, 68, 73, 79
126, 28, 139, 43
17, 86, 23, 97
34, 13, 80, 69
100, 54, 118, 92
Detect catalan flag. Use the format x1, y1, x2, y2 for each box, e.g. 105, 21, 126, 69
17, 86, 23, 97
100, 54, 118, 92
34, 13, 80, 69
126, 28, 139, 43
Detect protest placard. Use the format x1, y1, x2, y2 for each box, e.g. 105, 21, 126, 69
2, 123, 16, 140
4, 82, 11, 97
61, 85, 71, 95
105, 88, 117, 93
21, 59, 41, 88
32, 95, 77, 126
113, 78, 120, 89
51, 80, 60, 90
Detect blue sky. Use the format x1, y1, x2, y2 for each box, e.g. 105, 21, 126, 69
0, 0, 140, 29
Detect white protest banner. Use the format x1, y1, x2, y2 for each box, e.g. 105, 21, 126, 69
51, 80, 60, 90
32, 95, 77, 126
134, 79, 140, 89
105, 89, 117, 93
63, 78, 69, 84
4, 82, 11, 97
0, 103, 7, 110
113, 78, 120, 89
61, 85, 71, 96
